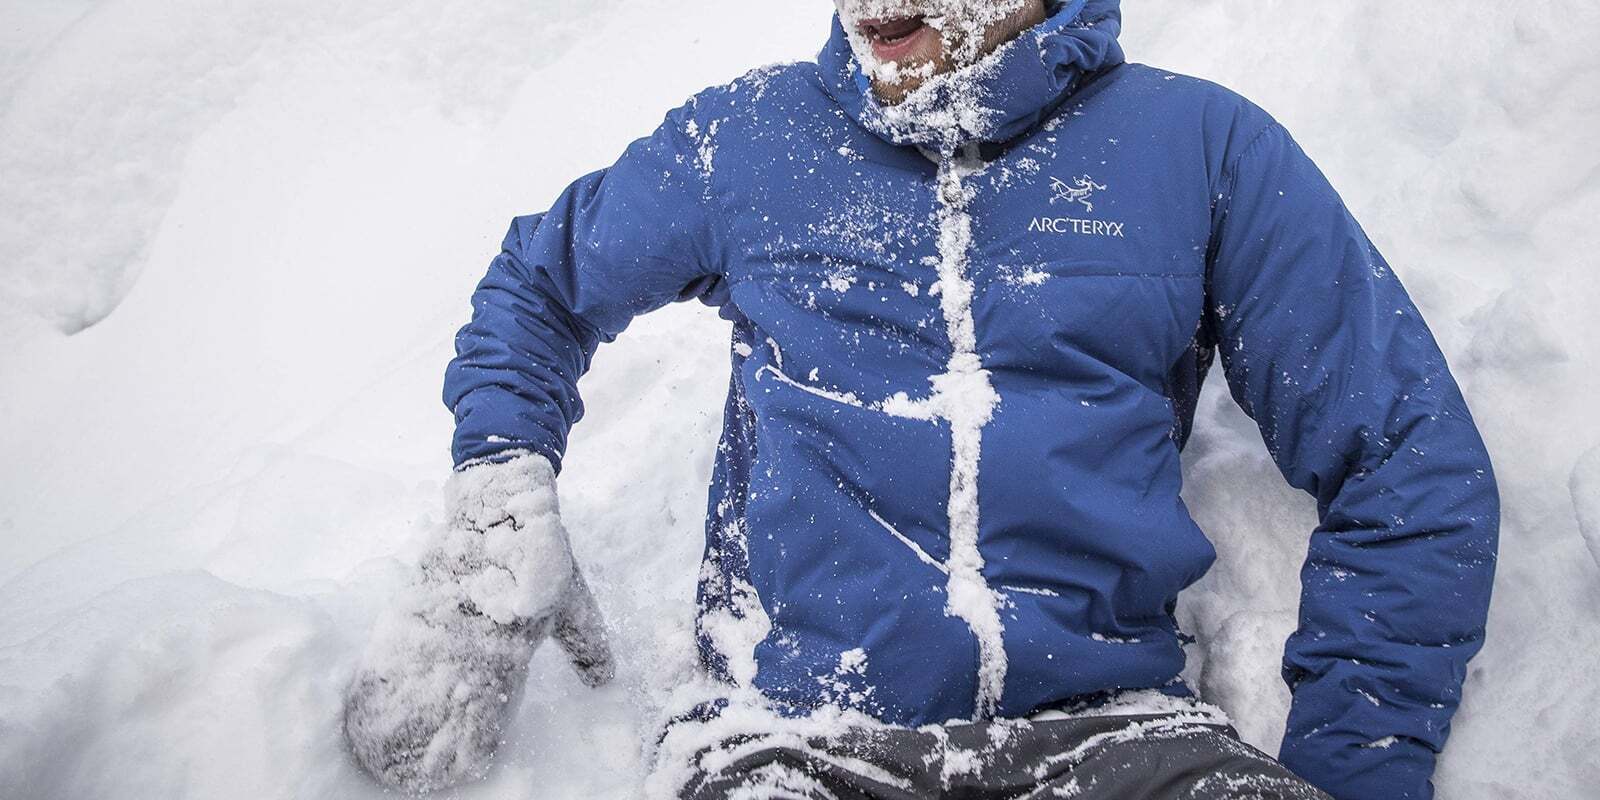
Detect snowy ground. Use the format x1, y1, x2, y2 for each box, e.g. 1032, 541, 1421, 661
2, 1, 1597, 798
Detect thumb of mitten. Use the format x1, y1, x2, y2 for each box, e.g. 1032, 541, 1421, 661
552, 565, 615, 687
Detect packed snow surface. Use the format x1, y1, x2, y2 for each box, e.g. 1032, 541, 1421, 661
3, 1, 1599, 798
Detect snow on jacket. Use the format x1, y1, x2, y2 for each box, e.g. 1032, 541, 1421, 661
443, 2, 1499, 797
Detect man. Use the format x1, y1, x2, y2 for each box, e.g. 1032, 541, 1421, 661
344, 1, 1499, 798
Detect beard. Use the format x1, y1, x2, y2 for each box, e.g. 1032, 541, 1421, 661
834, 0, 1037, 104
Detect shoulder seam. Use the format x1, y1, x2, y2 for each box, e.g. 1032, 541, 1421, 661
1202, 121, 1284, 337
1209, 121, 1284, 250
1216, 122, 1282, 199
677, 100, 736, 280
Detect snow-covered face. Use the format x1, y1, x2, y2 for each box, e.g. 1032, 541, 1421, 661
835, 0, 1047, 104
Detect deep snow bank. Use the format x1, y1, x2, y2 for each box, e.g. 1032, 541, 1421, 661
0, 0, 617, 334
2, 1, 1598, 798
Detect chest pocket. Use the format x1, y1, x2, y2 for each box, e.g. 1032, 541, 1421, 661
975, 260, 1204, 392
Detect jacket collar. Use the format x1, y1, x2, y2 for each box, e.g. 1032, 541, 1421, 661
818, 0, 1125, 153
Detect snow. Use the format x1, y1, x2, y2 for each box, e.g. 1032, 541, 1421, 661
1028, 689, 1224, 725
759, 142, 1012, 724
696, 514, 770, 690
927, 151, 1007, 720
839, 0, 1030, 89
1028, 711, 1241, 781
1572, 447, 1600, 574
3, 1, 1599, 798
772, 144, 1015, 718
647, 697, 903, 798
342, 452, 615, 793
869, 508, 949, 574
442, 453, 574, 625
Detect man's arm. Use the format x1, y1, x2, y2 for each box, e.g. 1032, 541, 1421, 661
344, 103, 725, 793
445, 101, 726, 470
1205, 120, 1499, 800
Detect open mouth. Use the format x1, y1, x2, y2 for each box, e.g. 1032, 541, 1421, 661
859, 15, 933, 62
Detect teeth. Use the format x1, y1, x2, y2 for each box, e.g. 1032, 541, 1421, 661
868, 18, 923, 43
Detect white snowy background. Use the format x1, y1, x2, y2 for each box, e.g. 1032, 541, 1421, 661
2, 0, 1597, 797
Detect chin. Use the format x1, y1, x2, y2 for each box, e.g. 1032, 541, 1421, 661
870, 56, 948, 105
872, 77, 922, 105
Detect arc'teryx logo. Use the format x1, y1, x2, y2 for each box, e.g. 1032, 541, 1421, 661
1030, 174, 1126, 238
1050, 176, 1105, 212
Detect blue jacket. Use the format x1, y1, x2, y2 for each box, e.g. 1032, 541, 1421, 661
444, 2, 1499, 797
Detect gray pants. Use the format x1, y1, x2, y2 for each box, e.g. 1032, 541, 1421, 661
679, 713, 1331, 799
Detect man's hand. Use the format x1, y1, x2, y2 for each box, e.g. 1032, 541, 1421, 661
342, 452, 613, 794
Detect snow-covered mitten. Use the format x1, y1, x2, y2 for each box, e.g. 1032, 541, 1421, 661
343, 452, 614, 793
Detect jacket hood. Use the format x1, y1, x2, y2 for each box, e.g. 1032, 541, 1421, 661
818, 0, 1125, 151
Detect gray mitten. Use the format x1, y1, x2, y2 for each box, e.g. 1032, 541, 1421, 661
343, 453, 613, 793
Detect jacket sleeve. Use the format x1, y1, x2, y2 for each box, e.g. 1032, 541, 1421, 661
444, 102, 726, 470
1205, 121, 1499, 800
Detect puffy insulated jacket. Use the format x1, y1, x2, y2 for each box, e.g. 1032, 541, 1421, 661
443, 2, 1499, 797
